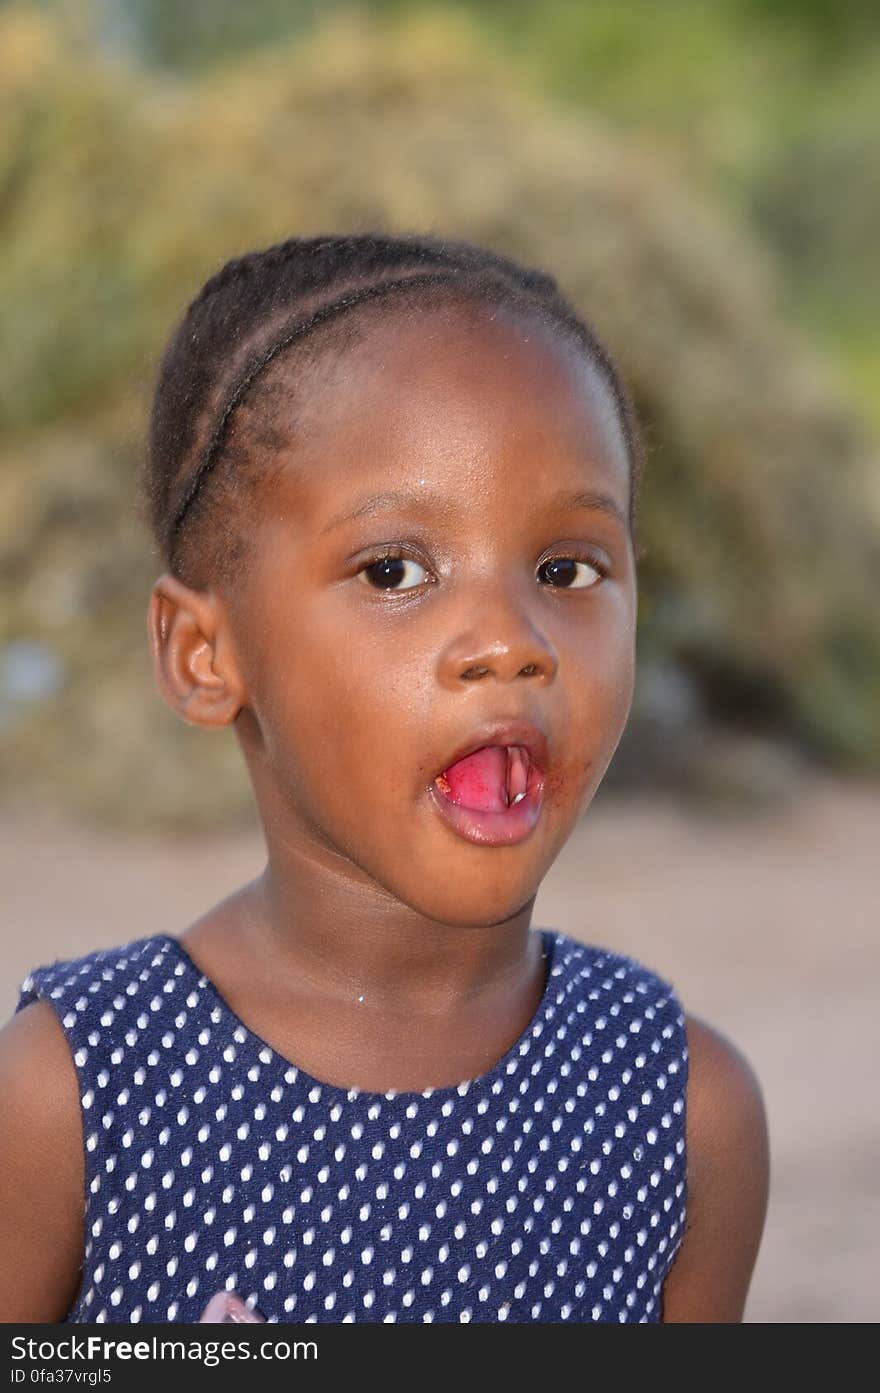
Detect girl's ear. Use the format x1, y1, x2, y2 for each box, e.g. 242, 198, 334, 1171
147, 573, 246, 729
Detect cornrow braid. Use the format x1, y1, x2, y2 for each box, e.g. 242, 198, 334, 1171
142, 231, 643, 589
168, 270, 461, 552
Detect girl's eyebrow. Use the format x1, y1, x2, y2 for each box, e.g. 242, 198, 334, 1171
321, 490, 442, 535
321, 487, 627, 535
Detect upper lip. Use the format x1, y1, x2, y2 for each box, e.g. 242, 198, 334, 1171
433, 719, 550, 780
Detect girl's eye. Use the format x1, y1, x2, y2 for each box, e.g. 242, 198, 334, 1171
538, 556, 605, 589
358, 555, 429, 592
357, 553, 606, 593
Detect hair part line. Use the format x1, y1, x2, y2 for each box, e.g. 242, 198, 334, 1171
167, 269, 467, 561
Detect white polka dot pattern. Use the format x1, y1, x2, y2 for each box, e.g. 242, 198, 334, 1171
16, 929, 688, 1323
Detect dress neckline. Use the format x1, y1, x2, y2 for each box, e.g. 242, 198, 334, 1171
155, 927, 561, 1105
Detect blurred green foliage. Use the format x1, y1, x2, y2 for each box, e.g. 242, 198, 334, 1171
1, 2, 878, 830
37, 0, 880, 426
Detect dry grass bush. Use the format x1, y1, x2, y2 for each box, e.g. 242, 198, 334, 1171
1, 5, 878, 829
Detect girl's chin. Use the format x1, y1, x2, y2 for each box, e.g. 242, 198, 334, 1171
395, 865, 547, 928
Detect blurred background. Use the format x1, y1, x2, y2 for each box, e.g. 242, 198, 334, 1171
1, 0, 877, 1321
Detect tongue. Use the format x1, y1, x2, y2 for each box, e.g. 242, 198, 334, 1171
435, 745, 528, 813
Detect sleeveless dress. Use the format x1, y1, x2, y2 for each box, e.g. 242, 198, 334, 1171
15, 928, 688, 1324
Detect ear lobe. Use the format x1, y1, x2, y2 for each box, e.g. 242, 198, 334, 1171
147, 573, 244, 728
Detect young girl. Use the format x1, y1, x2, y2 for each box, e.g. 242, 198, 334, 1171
1, 232, 768, 1324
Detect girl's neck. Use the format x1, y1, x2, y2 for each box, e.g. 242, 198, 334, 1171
175, 865, 548, 1094
243, 854, 540, 1011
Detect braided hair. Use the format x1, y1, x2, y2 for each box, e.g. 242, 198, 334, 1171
142, 230, 644, 590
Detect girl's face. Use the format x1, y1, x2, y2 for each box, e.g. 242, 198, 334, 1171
221, 300, 636, 925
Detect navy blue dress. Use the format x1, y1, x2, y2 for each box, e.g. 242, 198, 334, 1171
15, 928, 688, 1323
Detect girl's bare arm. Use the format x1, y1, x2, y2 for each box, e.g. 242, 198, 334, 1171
661, 1013, 770, 1322
0, 1002, 85, 1322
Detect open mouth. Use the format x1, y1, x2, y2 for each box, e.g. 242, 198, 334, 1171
433, 744, 534, 812
429, 743, 545, 847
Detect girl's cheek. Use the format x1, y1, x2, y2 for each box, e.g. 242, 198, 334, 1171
542, 761, 588, 804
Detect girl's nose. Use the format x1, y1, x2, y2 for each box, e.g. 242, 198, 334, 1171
437, 592, 559, 687
459, 659, 545, 681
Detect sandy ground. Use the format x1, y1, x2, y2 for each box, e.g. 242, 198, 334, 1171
2, 771, 877, 1323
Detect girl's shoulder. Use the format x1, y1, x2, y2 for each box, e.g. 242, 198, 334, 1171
550, 928, 769, 1321
548, 923, 675, 978
14, 932, 178, 1058
661, 1012, 769, 1320
0, 959, 117, 1320
0, 933, 183, 1320
16, 932, 172, 1010
545, 926, 686, 1032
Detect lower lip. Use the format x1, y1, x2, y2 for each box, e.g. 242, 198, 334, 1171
428, 764, 545, 847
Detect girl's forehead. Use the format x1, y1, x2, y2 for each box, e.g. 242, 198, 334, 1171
309, 298, 606, 418
267, 303, 630, 522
